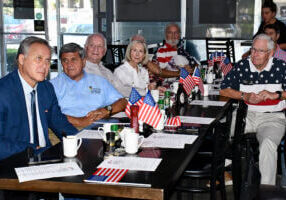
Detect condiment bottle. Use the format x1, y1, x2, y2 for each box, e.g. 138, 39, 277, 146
130, 105, 139, 133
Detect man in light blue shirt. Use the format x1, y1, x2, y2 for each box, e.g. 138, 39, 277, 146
50, 43, 127, 127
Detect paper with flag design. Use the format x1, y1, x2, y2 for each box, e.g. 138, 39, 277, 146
85, 168, 128, 183
138, 90, 162, 129
84, 167, 152, 187
179, 68, 195, 96
125, 87, 143, 118
192, 67, 204, 95
165, 116, 181, 127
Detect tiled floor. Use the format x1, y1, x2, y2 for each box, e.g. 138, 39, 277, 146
169, 175, 286, 200
169, 185, 234, 200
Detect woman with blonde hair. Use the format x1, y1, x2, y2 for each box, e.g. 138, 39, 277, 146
114, 40, 151, 97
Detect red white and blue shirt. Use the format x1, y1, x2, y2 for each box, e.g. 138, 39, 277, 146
274, 45, 286, 62
156, 43, 178, 70
221, 58, 286, 112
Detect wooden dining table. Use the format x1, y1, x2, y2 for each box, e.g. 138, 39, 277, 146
0, 94, 232, 200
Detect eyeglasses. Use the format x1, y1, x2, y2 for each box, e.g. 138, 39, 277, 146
250, 48, 270, 54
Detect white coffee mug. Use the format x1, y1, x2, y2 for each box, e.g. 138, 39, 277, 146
151, 89, 160, 103
98, 123, 113, 141
119, 127, 135, 147
170, 82, 179, 94
125, 133, 144, 154
63, 135, 82, 157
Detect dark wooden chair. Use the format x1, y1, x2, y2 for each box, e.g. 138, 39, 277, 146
232, 101, 286, 200
232, 101, 260, 200
103, 44, 128, 71
205, 38, 236, 64
175, 100, 235, 200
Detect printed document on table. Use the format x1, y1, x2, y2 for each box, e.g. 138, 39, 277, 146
179, 116, 215, 124
190, 100, 226, 107
211, 84, 221, 89
97, 157, 162, 171
208, 90, 220, 95
142, 133, 198, 149
111, 112, 127, 118
15, 162, 84, 183
76, 129, 103, 139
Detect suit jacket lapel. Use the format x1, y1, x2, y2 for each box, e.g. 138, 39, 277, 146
12, 70, 31, 142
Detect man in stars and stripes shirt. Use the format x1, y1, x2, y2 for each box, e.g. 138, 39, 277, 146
220, 34, 286, 186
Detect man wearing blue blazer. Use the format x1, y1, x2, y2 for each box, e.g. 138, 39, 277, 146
0, 36, 78, 162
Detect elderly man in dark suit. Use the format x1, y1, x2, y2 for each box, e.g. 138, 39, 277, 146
0, 36, 77, 162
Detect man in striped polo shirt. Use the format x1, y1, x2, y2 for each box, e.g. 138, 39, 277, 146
264, 23, 286, 62
220, 34, 286, 185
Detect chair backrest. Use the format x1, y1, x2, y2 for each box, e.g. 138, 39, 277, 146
211, 100, 235, 183
206, 38, 235, 64
104, 44, 128, 69
233, 100, 248, 141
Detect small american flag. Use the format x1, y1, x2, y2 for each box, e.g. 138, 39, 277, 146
165, 116, 181, 127
88, 168, 128, 183
138, 90, 162, 129
125, 87, 143, 118
220, 57, 233, 76
179, 68, 195, 96
208, 52, 226, 66
192, 67, 204, 95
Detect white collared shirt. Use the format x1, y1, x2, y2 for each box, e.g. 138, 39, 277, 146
114, 61, 149, 97
84, 60, 125, 96
18, 70, 46, 147
249, 57, 273, 73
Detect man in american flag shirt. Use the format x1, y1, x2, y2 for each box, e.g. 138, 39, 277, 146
220, 34, 286, 185
264, 23, 286, 62
152, 23, 199, 83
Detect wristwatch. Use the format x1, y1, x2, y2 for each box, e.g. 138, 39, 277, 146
105, 105, 112, 116
241, 92, 245, 100
275, 91, 282, 100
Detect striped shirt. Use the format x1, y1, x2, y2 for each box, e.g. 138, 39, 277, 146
156, 43, 178, 70
274, 45, 286, 62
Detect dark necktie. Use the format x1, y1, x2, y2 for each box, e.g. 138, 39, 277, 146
31, 90, 39, 146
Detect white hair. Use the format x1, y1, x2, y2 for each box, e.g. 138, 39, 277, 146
253, 33, 275, 50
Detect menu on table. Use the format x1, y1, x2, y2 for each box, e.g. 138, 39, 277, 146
141, 133, 198, 149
